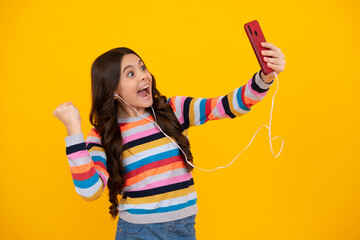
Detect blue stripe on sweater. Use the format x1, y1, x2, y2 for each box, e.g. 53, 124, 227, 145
126, 198, 197, 215
199, 98, 207, 125
236, 86, 250, 111
125, 149, 180, 173
92, 155, 107, 168
73, 171, 99, 189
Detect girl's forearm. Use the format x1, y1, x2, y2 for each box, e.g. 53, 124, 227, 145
66, 125, 82, 136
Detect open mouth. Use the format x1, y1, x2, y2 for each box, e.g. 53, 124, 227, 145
137, 85, 151, 98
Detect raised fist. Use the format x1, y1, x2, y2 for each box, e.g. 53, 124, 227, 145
53, 101, 82, 135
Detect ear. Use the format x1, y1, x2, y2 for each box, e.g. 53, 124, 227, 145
113, 93, 118, 100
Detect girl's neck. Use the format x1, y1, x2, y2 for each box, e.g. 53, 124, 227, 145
117, 105, 148, 119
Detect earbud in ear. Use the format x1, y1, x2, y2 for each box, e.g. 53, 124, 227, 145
113, 93, 127, 104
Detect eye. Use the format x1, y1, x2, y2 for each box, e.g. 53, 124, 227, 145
127, 71, 134, 77
141, 65, 147, 71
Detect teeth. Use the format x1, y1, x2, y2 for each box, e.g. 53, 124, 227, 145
139, 85, 149, 92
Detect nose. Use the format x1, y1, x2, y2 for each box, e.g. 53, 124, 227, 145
139, 70, 147, 81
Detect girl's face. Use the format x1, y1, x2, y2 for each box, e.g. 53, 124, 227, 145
114, 53, 153, 118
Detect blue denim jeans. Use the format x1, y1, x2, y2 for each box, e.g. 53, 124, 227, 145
115, 215, 196, 240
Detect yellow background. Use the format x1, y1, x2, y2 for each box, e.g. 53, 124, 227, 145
1, 0, 359, 239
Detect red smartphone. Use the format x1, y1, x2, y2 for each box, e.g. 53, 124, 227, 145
244, 20, 273, 75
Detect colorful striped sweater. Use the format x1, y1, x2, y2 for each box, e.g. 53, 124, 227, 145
64, 70, 274, 224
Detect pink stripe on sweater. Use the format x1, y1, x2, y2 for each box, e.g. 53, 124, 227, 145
67, 150, 89, 160
97, 172, 107, 190
247, 79, 267, 98
129, 173, 192, 192
216, 97, 226, 117
86, 141, 101, 144
122, 127, 160, 144
177, 97, 185, 125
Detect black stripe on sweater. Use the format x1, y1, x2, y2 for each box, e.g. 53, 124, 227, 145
221, 95, 236, 119
251, 71, 269, 93
123, 178, 194, 198
66, 142, 86, 155
125, 132, 165, 149
86, 142, 103, 151
182, 97, 193, 130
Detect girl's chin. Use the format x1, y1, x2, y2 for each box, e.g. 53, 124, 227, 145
136, 100, 153, 110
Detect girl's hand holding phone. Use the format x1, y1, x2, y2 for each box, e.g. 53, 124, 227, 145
243, 20, 285, 83
53, 102, 82, 136
260, 42, 286, 83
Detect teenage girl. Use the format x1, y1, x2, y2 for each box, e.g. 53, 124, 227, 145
53, 42, 285, 240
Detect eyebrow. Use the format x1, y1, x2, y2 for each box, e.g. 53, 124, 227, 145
122, 59, 143, 74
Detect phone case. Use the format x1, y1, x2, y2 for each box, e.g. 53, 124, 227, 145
244, 20, 273, 75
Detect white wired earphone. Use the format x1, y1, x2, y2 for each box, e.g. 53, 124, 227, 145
114, 72, 284, 172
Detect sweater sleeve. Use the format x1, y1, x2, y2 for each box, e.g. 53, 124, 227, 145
64, 128, 109, 201
167, 70, 274, 131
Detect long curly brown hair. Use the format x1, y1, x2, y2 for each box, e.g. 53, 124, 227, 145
89, 47, 194, 220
